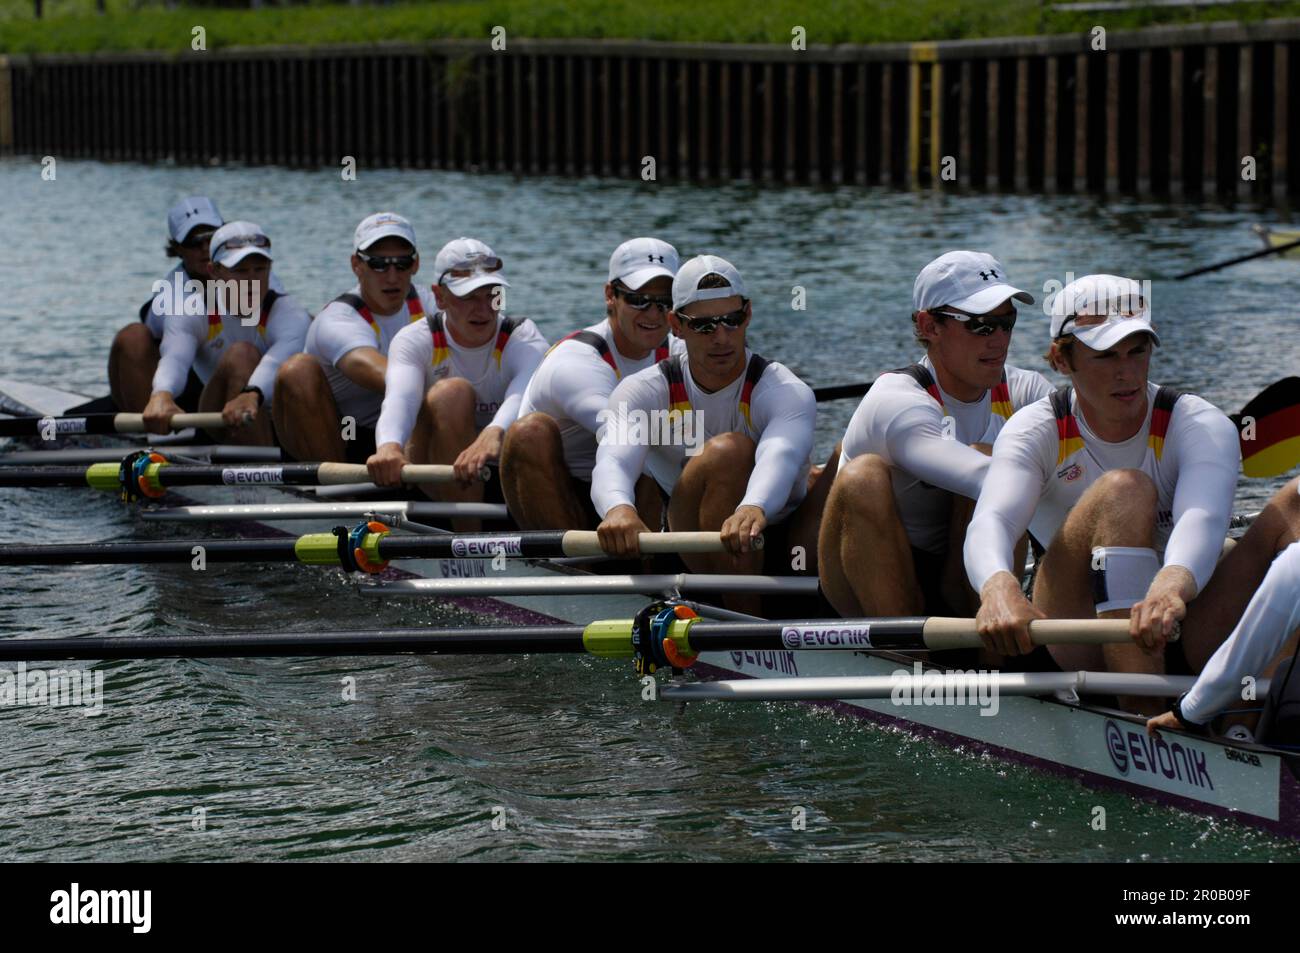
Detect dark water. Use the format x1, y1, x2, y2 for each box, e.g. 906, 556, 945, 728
0, 159, 1297, 861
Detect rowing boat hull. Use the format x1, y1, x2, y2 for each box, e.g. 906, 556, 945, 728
4, 377, 1298, 842
693, 649, 1300, 840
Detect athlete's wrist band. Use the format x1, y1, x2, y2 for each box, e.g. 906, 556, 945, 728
1171, 692, 1205, 732
239, 385, 265, 407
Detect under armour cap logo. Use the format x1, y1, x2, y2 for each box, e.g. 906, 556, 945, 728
979, 269, 999, 281
648, 254, 664, 263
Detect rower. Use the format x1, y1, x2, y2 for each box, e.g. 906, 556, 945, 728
501, 237, 685, 530
965, 274, 1240, 713
109, 196, 224, 412
591, 254, 821, 614
367, 238, 548, 529
273, 212, 435, 463
1148, 541, 1300, 740
142, 221, 311, 445
819, 251, 1051, 619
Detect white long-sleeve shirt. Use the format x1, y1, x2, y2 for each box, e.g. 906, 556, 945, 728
838, 356, 1053, 554
1182, 542, 1300, 724
964, 382, 1240, 594
304, 284, 438, 427
589, 350, 815, 522
142, 268, 286, 340
375, 312, 548, 449
151, 279, 310, 408
518, 319, 686, 480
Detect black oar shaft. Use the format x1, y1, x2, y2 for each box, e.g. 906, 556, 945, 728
0, 538, 301, 565
0, 414, 121, 438
0, 466, 99, 487
812, 382, 871, 402
1175, 236, 1300, 279
0, 531, 586, 565
683, 618, 927, 652
0, 464, 320, 489
0, 627, 590, 661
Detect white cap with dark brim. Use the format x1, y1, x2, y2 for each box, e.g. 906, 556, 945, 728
434, 237, 509, 297
913, 250, 1034, 316
672, 254, 748, 312
167, 196, 224, 244
609, 237, 680, 290
209, 221, 273, 269
1050, 274, 1160, 350
354, 212, 417, 253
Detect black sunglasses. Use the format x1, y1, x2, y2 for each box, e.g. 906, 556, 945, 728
678, 306, 748, 335
613, 286, 672, 312
934, 309, 1017, 337
359, 251, 417, 273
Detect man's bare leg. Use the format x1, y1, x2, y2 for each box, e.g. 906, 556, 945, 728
198, 342, 274, 446
108, 324, 160, 412
817, 453, 924, 618
777, 446, 840, 579
500, 412, 592, 530
272, 354, 347, 462
667, 433, 763, 615
408, 377, 484, 533
1033, 468, 1162, 713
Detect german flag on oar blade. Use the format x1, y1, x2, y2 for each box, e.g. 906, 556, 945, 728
1233, 377, 1300, 478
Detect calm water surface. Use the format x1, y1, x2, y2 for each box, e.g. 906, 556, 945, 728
0, 159, 1297, 861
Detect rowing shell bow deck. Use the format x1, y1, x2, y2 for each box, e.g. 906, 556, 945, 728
1, 377, 1298, 842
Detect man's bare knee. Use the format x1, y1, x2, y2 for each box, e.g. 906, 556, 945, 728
697, 432, 756, 467
218, 340, 261, 371
426, 377, 475, 416
112, 323, 156, 353
832, 455, 895, 516
503, 412, 562, 465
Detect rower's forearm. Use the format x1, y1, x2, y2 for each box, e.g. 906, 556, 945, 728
1183, 544, 1300, 722
964, 512, 1022, 594
1152, 564, 1198, 603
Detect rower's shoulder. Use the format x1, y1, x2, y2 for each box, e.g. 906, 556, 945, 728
267, 292, 310, 322
1004, 364, 1054, 403
501, 314, 549, 346
998, 389, 1059, 434
1163, 387, 1236, 432
750, 356, 814, 399
313, 291, 363, 323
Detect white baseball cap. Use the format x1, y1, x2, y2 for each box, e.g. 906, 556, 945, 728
609, 237, 680, 290
434, 238, 509, 297
167, 196, 223, 244
354, 212, 417, 253
913, 250, 1034, 316
672, 255, 748, 312
209, 221, 273, 269
1050, 274, 1160, 350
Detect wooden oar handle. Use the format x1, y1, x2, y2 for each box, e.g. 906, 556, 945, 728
922, 617, 1135, 651
315, 463, 490, 485
113, 412, 226, 434
560, 531, 762, 557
